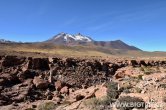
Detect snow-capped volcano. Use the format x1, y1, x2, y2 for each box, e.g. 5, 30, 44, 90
44, 32, 140, 50
45, 32, 93, 45
52, 32, 92, 42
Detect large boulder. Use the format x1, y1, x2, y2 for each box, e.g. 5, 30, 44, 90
0, 79, 33, 105
138, 60, 147, 66
129, 60, 138, 67
1, 56, 25, 67
114, 67, 132, 79
17, 70, 36, 82
33, 77, 49, 89
66, 85, 99, 103
66, 58, 77, 67
0, 73, 20, 86
28, 58, 49, 70
102, 62, 110, 73
0, 78, 6, 86
55, 80, 65, 91
60, 86, 69, 94
94, 60, 102, 71
95, 85, 108, 99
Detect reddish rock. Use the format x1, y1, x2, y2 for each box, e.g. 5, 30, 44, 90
66, 86, 98, 103
17, 70, 36, 82
52, 96, 61, 104
55, 80, 65, 91
102, 62, 109, 72
33, 77, 49, 89
66, 58, 77, 67
129, 60, 138, 67
114, 72, 125, 79
60, 86, 69, 94
1, 73, 20, 85
1, 56, 25, 67
0, 68, 2, 73
28, 58, 49, 70
47, 95, 53, 100
95, 86, 107, 99
0, 80, 33, 104
139, 60, 147, 66
114, 67, 134, 79
0, 78, 5, 85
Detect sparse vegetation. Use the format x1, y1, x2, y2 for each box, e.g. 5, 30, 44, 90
140, 67, 144, 71
155, 66, 161, 73
162, 96, 166, 103
140, 66, 154, 75
119, 82, 133, 94
160, 84, 166, 89
134, 87, 142, 93
137, 74, 143, 80
84, 82, 121, 110
106, 82, 120, 99
38, 102, 57, 110
122, 89, 131, 94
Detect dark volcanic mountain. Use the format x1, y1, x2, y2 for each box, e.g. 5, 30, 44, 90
44, 33, 141, 51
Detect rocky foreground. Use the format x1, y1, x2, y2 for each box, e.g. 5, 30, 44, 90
0, 56, 166, 110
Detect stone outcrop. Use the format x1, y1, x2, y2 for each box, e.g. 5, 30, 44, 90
1, 56, 25, 67
0, 55, 166, 109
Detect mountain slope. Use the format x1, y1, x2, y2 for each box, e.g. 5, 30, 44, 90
93, 40, 141, 50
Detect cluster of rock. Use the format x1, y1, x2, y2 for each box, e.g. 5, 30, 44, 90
0, 55, 166, 109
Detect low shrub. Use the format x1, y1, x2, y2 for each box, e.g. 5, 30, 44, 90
134, 87, 142, 93
106, 82, 120, 99
160, 84, 166, 89
137, 75, 143, 80
140, 66, 154, 75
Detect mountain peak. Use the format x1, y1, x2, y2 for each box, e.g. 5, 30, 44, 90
114, 40, 123, 42
46, 33, 93, 44
59, 32, 66, 35
76, 33, 83, 36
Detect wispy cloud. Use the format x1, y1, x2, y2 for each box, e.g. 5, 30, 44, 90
86, 22, 112, 31
85, 2, 166, 32
61, 17, 78, 27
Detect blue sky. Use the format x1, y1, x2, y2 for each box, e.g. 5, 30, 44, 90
0, 0, 166, 51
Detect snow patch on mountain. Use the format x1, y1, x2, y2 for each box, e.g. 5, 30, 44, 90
53, 33, 92, 42
74, 34, 92, 42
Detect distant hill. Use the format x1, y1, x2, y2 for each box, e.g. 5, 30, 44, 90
0, 39, 15, 43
